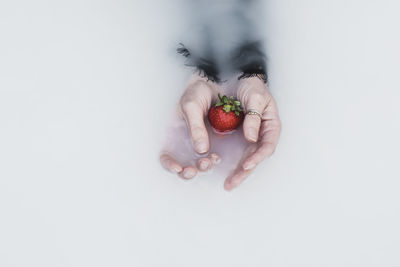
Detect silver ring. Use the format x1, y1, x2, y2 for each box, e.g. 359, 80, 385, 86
246, 109, 263, 120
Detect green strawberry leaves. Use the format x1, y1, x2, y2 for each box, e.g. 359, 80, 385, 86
216, 93, 243, 117
223, 105, 232, 112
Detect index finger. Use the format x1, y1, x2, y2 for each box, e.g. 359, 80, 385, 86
160, 153, 183, 174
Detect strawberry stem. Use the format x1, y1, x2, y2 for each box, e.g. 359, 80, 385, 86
215, 94, 243, 116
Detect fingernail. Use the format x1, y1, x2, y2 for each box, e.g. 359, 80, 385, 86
183, 169, 194, 179
195, 140, 208, 154
248, 128, 258, 142
225, 180, 239, 191
199, 161, 209, 170
243, 162, 256, 170
224, 181, 234, 191
225, 185, 234, 192
173, 166, 182, 173
210, 153, 221, 164
213, 157, 221, 164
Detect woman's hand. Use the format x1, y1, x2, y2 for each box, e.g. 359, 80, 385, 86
159, 75, 222, 179
224, 77, 281, 191
160, 75, 281, 190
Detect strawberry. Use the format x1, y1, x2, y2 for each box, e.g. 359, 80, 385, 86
208, 93, 244, 133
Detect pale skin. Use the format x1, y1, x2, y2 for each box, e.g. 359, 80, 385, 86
160, 74, 281, 191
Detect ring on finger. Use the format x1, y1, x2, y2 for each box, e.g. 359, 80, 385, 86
246, 109, 263, 120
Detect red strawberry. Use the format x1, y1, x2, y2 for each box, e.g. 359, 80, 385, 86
208, 94, 244, 133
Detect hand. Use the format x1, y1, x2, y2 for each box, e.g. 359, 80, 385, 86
224, 77, 281, 191
160, 75, 222, 179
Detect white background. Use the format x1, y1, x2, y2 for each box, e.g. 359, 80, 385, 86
1, 0, 400, 266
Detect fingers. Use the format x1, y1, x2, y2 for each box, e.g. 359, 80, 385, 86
180, 166, 198, 180
224, 168, 253, 191
242, 120, 280, 170
197, 153, 221, 171
224, 145, 257, 191
225, 140, 276, 191
160, 153, 196, 179
197, 158, 211, 172
242, 141, 276, 170
160, 153, 183, 174
243, 116, 281, 171
237, 77, 271, 143
161, 152, 221, 180
242, 93, 270, 143
181, 101, 210, 154
180, 79, 216, 154
243, 112, 262, 143
209, 153, 221, 165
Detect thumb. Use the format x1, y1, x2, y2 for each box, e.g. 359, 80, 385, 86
181, 102, 210, 154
